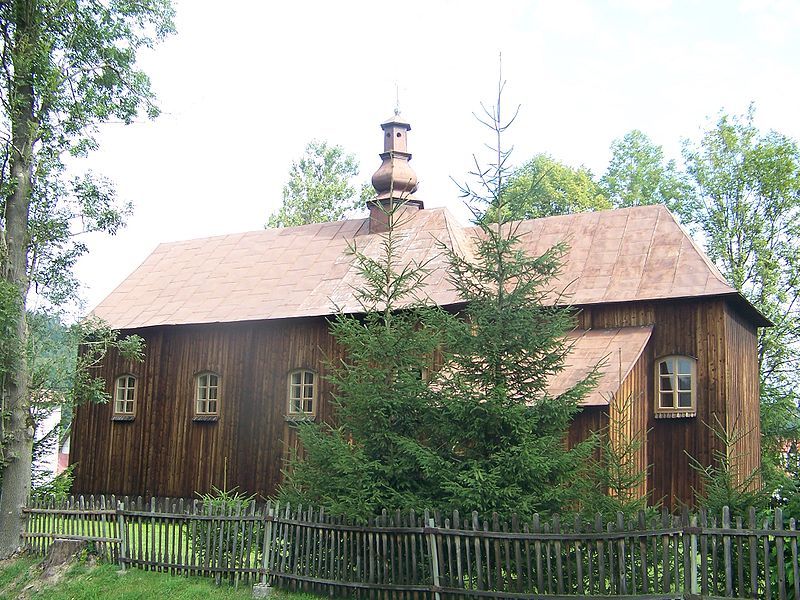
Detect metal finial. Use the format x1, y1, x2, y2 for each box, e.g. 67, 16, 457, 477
394, 83, 400, 116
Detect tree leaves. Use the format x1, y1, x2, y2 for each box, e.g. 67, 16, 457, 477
267, 140, 365, 228
680, 107, 800, 464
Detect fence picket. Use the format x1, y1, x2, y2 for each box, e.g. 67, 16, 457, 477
764, 516, 773, 600
790, 517, 799, 600
776, 508, 787, 600
736, 515, 745, 596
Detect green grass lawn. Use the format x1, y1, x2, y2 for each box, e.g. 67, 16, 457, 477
0, 556, 323, 600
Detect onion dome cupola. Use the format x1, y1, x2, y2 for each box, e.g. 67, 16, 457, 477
369, 112, 423, 207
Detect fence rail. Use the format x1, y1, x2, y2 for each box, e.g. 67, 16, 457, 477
22, 495, 800, 599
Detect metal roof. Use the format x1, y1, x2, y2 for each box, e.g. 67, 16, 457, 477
92, 204, 746, 330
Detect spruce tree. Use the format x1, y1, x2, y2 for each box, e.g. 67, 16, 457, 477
279, 201, 447, 519
429, 76, 598, 518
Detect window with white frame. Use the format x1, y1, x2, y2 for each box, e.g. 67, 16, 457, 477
655, 355, 697, 417
288, 369, 315, 416
114, 375, 137, 417
195, 372, 220, 417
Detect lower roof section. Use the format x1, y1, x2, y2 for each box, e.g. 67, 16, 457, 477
548, 325, 654, 407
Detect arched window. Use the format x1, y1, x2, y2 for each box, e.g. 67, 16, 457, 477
113, 374, 137, 420
288, 369, 315, 417
195, 372, 220, 417
655, 355, 697, 417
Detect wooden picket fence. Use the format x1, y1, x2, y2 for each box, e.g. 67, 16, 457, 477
22, 495, 800, 598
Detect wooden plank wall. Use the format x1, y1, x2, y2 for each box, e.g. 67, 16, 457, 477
576, 297, 759, 509
71, 317, 343, 499
723, 301, 762, 489
72, 297, 762, 509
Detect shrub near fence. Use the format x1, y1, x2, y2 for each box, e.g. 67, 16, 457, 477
22, 496, 800, 599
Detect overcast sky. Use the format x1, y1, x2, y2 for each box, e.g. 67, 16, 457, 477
71, 0, 800, 313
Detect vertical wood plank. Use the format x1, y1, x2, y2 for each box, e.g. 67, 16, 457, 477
764, 516, 772, 600
736, 515, 744, 596
661, 509, 671, 594
117, 501, 127, 571
638, 510, 648, 594
427, 516, 442, 600
616, 512, 627, 595
790, 517, 799, 600
775, 508, 786, 600
749, 506, 758, 599
512, 514, 522, 593
710, 513, 719, 595
700, 509, 709, 596
533, 514, 543, 594
523, 521, 532, 594
596, 514, 606, 595
453, 510, 463, 593
574, 516, 584, 596
722, 506, 734, 598
553, 515, 564, 594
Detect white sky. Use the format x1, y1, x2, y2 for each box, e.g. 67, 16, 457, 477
72, 0, 800, 313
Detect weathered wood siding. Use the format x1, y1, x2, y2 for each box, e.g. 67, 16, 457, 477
723, 300, 762, 489
72, 297, 761, 508
71, 317, 342, 499
576, 297, 761, 509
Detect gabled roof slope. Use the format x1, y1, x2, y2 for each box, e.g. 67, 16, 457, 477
92, 204, 740, 330
481, 204, 735, 306
92, 208, 466, 329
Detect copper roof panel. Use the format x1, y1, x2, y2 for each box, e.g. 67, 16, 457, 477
548, 325, 654, 406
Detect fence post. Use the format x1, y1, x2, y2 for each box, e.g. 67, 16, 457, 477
690, 514, 699, 596
117, 501, 127, 572
261, 503, 274, 586
427, 517, 442, 600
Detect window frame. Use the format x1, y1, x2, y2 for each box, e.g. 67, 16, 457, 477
194, 371, 220, 421
286, 369, 316, 420
112, 374, 137, 421
654, 355, 697, 418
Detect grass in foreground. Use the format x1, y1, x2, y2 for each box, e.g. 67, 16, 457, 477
0, 556, 322, 600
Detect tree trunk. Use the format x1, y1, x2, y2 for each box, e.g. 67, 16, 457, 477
0, 0, 36, 558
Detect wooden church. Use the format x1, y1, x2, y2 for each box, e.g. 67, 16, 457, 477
70, 116, 768, 509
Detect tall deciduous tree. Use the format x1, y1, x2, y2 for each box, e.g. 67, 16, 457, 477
600, 129, 688, 209
486, 153, 609, 222
267, 140, 368, 228
0, 0, 173, 556
679, 106, 800, 469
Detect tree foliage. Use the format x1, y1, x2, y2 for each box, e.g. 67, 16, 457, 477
0, 0, 173, 557
689, 416, 769, 517
600, 129, 688, 209
679, 107, 800, 463
486, 153, 609, 221
279, 201, 448, 518
435, 86, 597, 517
267, 140, 368, 228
